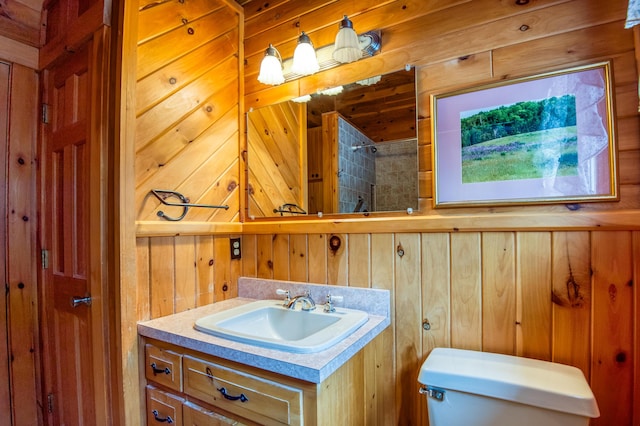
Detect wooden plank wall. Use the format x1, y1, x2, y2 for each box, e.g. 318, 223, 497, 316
247, 101, 306, 217
243, 0, 640, 216
136, 230, 640, 425
133, 0, 640, 425
0, 62, 40, 425
136, 235, 243, 318
0, 60, 10, 423
133, 0, 243, 223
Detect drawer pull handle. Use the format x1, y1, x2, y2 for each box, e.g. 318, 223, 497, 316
151, 409, 173, 423
150, 362, 171, 376
217, 387, 248, 402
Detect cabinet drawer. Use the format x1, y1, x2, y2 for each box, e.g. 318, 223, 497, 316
183, 401, 244, 425
146, 385, 183, 426
183, 356, 303, 426
145, 344, 182, 391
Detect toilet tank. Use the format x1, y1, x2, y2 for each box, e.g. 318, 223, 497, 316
418, 348, 599, 426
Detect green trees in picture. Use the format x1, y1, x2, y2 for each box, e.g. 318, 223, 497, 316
460, 94, 578, 183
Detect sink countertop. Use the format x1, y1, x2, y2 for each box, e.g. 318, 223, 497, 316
137, 277, 391, 383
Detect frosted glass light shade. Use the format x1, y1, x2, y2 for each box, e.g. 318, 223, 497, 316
333, 15, 361, 63
291, 32, 319, 76
319, 86, 343, 96
257, 45, 284, 85
291, 94, 312, 103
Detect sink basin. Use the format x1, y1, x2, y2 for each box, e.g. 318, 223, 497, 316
194, 299, 368, 353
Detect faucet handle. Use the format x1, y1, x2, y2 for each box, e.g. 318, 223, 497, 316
276, 289, 290, 306
324, 294, 343, 312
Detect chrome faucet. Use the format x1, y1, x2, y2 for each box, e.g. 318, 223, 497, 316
284, 291, 316, 311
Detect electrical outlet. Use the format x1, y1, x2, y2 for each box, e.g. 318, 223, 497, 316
230, 237, 241, 259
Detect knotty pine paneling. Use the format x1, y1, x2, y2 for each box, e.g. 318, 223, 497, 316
4, 63, 39, 425
139, 230, 640, 425
0, 61, 10, 419
131, 0, 640, 424
247, 100, 306, 217
5, 64, 41, 424
482, 232, 516, 355
590, 231, 634, 426
134, 0, 242, 223
137, 234, 241, 322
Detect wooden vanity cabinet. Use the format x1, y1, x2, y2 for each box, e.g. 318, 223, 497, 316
143, 338, 368, 425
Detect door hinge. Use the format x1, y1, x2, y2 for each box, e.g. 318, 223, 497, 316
41, 104, 49, 124
47, 393, 54, 413
41, 249, 49, 269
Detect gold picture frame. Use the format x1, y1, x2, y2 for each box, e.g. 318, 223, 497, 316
431, 62, 618, 208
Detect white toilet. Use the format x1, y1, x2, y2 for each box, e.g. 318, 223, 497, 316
418, 348, 600, 426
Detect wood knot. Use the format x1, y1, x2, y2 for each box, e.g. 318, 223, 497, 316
329, 235, 341, 253
608, 284, 617, 301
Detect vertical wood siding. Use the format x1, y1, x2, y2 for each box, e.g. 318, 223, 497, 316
138, 231, 640, 424
2, 63, 39, 425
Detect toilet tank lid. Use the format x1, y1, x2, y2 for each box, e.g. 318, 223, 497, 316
418, 348, 599, 418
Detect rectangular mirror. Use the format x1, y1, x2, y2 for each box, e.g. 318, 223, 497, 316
247, 68, 417, 218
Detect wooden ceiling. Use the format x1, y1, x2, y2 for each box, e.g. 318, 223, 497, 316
0, 0, 252, 49
306, 69, 417, 143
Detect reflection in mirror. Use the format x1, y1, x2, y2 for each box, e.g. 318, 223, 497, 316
247, 68, 417, 218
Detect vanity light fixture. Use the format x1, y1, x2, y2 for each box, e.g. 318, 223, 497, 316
256, 17, 382, 86
333, 15, 361, 63
291, 32, 320, 76
257, 44, 285, 85
291, 94, 312, 103
319, 86, 343, 96
356, 75, 382, 86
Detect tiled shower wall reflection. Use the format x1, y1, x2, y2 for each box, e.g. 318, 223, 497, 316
338, 117, 376, 213
375, 139, 418, 211
338, 117, 418, 213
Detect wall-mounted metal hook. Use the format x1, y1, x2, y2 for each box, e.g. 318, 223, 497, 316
273, 203, 307, 216
150, 189, 229, 221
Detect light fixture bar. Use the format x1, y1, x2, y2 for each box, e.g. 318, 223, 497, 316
281, 30, 381, 82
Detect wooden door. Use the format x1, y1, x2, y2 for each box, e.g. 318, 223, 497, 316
40, 32, 109, 425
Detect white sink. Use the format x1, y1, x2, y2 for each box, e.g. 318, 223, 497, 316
194, 299, 368, 353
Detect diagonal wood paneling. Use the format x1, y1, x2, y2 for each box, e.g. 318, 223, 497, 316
135, 0, 241, 223
247, 100, 306, 217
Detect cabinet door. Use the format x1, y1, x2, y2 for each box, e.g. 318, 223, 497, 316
183, 356, 303, 426
183, 401, 242, 426
147, 386, 183, 426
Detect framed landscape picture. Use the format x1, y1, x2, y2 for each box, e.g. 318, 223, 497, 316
431, 62, 618, 208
